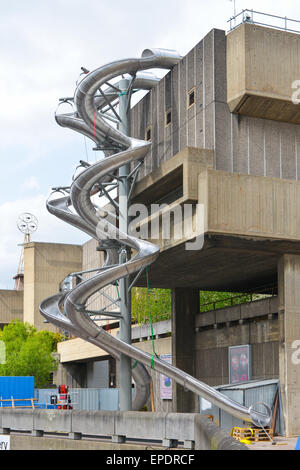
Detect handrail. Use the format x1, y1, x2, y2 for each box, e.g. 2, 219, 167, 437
0, 398, 37, 409
227, 9, 300, 35
132, 289, 276, 325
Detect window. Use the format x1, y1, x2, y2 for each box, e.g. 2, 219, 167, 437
145, 126, 152, 142
187, 87, 196, 109
165, 109, 172, 127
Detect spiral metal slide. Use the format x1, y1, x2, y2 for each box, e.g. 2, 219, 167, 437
40, 49, 271, 426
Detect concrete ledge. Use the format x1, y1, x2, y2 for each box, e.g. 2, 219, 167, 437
196, 297, 278, 329
33, 410, 72, 433
0, 409, 247, 450
71, 410, 115, 436
165, 413, 196, 442
217, 305, 241, 324
194, 415, 247, 450
114, 411, 167, 441
1, 409, 33, 432
8, 434, 164, 450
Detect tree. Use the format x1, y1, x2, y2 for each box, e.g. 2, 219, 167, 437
131, 287, 171, 324
131, 288, 264, 324
0, 320, 63, 388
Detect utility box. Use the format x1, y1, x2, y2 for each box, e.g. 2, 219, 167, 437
0, 376, 34, 407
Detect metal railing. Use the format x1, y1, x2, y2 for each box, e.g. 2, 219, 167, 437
132, 289, 276, 326
228, 9, 300, 35
199, 291, 275, 313
0, 398, 37, 409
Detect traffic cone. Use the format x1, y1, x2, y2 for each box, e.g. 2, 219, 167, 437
295, 434, 300, 450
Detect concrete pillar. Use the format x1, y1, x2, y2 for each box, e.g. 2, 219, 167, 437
53, 362, 86, 388
278, 255, 300, 437
171, 288, 199, 412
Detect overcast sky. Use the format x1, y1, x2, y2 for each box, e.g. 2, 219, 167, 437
0, 0, 298, 288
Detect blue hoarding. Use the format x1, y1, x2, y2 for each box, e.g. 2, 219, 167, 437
0, 376, 35, 407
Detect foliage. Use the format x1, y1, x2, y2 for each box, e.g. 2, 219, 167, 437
199, 291, 258, 312
131, 288, 263, 324
0, 320, 61, 388
131, 287, 171, 324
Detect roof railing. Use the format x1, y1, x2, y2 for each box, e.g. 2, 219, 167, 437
227, 9, 300, 35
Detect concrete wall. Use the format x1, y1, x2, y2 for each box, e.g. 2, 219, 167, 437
0, 409, 246, 450
199, 169, 300, 242
196, 296, 279, 387
0, 289, 23, 327
6, 434, 163, 450
149, 297, 279, 411
227, 23, 300, 124
130, 28, 300, 183
23, 242, 82, 331
196, 319, 279, 387
131, 29, 223, 179
86, 360, 109, 388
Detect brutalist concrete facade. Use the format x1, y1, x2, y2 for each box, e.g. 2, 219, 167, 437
131, 28, 300, 182
128, 25, 300, 436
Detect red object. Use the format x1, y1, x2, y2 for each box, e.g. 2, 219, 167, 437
58, 385, 68, 394
57, 385, 72, 410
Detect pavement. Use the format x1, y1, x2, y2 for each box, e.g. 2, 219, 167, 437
247, 436, 298, 450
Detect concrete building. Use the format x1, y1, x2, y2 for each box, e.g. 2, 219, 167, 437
125, 22, 300, 436
1, 19, 300, 436
0, 242, 82, 332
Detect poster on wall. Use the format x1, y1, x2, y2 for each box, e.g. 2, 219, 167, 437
229, 345, 251, 384
160, 354, 172, 399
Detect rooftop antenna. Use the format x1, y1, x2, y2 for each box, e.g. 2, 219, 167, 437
229, 0, 237, 25
15, 213, 38, 289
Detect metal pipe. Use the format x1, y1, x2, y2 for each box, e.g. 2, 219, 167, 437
118, 78, 132, 411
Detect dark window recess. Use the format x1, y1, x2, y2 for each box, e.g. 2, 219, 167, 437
166, 110, 172, 126
148, 186, 184, 214
188, 89, 195, 107
146, 127, 152, 141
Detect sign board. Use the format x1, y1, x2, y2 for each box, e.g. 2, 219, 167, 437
0, 436, 10, 451
229, 345, 251, 384
160, 354, 172, 400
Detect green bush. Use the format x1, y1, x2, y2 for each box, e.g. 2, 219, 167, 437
0, 320, 62, 388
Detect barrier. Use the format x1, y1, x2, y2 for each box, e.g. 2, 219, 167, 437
0, 409, 247, 450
